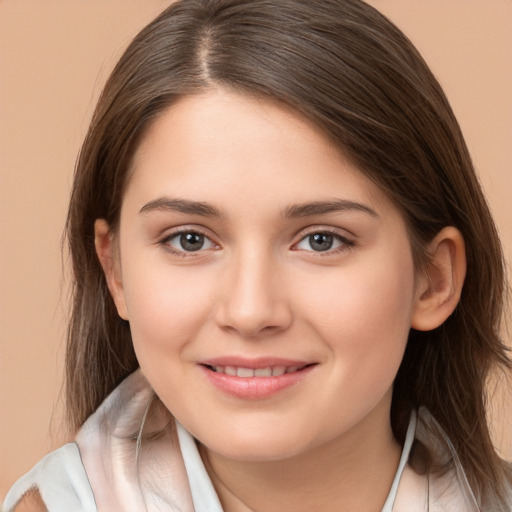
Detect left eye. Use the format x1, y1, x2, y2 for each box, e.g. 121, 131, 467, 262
295, 232, 346, 252
166, 231, 216, 252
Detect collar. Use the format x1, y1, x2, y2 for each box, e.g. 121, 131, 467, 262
76, 370, 480, 511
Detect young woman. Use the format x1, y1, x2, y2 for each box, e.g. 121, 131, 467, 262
4, 0, 511, 510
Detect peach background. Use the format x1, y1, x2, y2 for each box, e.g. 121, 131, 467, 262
1, 0, 511, 498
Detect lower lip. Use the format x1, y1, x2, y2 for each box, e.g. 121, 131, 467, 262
200, 365, 315, 400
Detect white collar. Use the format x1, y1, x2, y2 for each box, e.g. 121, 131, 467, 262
176, 420, 224, 512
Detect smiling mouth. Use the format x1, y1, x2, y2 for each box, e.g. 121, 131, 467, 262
204, 364, 312, 377
200, 362, 316, 399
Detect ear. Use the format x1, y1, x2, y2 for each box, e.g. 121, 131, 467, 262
411, 226, 466, 331
94, 219, 129, 320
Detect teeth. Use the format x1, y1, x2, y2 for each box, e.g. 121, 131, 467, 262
255, 367, 272, 377
210, 365, 303, 377
272, 366, 286, 376
237, 367, 255, 378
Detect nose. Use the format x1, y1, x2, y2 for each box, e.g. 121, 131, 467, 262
215, 248, 293, 338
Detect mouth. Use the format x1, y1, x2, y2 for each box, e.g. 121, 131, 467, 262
199, 360, 316, 399
204, 364, 311, 377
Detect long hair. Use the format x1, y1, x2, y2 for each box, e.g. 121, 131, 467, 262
65, 0, 511, 507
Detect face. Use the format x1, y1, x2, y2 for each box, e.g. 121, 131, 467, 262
103, 89, 422, 462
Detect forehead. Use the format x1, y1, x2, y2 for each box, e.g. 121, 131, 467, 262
126, 89, 395, 218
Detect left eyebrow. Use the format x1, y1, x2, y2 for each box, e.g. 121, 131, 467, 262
281, 199, 378, 218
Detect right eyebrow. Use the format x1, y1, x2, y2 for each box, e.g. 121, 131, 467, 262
139, 197, 224, 218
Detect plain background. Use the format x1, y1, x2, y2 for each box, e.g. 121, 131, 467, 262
1, 0, 511, 497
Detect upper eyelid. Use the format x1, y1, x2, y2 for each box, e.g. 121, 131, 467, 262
294, 225, 355, 241
159, 225, 216, 241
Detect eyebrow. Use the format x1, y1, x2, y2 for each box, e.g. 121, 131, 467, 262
139, 197, 378, 219
139, 198, 224, 218
282, 199, 378, 218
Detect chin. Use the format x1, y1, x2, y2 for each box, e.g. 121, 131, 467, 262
196, 426, 317, 462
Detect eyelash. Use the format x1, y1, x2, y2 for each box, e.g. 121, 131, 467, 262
159, 228, 218, 257
158, 228, 354, 257
292, 229, 354, 256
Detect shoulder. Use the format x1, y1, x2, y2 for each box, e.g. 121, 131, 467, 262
2, 443, 96, 512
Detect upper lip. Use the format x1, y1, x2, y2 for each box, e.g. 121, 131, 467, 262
200, 356, 314, 369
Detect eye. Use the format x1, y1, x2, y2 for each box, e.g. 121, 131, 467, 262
295, 231, 350, 253
164, 231, 216, 253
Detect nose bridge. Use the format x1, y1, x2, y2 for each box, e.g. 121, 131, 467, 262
216, 242, 291, 336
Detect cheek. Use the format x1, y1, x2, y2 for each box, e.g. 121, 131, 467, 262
121, 260, 215, 355
300, 249, 416, 368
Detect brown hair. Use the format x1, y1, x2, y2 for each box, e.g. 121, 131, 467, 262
65, 0, 511, 507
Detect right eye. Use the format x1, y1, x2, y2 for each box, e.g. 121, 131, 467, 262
163, 231, 216, 253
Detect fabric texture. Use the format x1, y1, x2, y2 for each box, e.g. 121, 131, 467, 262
2, 370, 499, 511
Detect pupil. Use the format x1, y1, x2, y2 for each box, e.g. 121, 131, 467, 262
310, 233, 333, 251
180, 233, 204, 251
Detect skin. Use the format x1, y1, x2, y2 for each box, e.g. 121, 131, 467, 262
96, 89, 466, 511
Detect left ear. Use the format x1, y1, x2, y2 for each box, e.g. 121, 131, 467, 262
411, 226, 466, 331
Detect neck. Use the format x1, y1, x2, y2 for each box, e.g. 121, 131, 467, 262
200, 399, 402, 512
